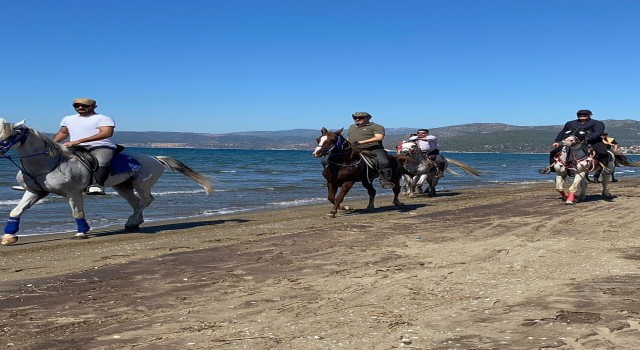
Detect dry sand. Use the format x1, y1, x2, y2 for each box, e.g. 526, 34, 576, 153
1, 179, 640, 349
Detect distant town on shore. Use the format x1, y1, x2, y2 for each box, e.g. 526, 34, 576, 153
107, 120, 640, 154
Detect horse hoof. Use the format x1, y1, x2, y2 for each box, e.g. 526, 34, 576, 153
73, 233, 88, 239
1, 234, 18, 246
565, 201, 575, 205
326, 213, 336, 218
125, 225, 141, 232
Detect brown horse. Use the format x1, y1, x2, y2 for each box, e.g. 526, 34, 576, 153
312, 127, 410, 218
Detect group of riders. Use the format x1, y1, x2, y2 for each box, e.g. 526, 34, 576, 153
12, 105, 624, 195
348, 112, 446, 189
347, 109, 622, 191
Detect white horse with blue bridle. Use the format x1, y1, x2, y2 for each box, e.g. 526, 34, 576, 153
0, 119, 213, 246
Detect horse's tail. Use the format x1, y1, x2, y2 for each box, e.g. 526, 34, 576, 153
446, 158, 481, 177
155, 156, 214, 195
614, 153, 640, 167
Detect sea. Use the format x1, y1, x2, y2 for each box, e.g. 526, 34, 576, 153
1, 148, 639, 237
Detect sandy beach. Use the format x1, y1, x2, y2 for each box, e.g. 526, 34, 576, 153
1, 178, 640, 349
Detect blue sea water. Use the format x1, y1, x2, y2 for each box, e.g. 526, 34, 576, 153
1, 148, 638, 237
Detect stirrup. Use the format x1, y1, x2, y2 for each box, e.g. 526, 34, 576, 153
11, 185, 26, 191
86, 185, 106, 195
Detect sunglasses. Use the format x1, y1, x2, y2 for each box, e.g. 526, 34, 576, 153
353, 116, 366, 120
577, 114, 590, 116
73, 103, 91, 108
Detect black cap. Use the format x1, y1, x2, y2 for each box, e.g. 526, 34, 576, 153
577, 109, 593, 116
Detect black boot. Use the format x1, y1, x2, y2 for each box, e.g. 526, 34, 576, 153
87, 166, 110, 195
379, 170, 394, 189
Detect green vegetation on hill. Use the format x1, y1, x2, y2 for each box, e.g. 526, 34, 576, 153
110, 120, 640, 153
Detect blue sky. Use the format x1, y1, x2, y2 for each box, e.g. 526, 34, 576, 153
1, 0, 638, 134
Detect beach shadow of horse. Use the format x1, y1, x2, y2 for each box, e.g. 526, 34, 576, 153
92, 219, 252, 236
341, 203, 429, 215
312, 127, 412, 218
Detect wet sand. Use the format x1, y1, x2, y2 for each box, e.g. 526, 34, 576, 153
1, 179, 640, 349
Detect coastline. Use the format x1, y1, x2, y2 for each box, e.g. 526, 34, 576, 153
2, 179, 640, 349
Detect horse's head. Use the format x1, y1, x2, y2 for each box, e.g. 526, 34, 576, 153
562, 135, 580, 147
313, 127, 346, 157
0, 119, 29, 155
397, 141, 417, 156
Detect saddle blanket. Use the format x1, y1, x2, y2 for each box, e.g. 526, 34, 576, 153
111, 153, 142, 175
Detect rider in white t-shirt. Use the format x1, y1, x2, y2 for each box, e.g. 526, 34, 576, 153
410, 129, 446, 172
53, 98, 117, 195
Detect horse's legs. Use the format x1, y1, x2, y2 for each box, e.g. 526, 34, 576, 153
326, 180, 338, 205
416, 174, 426, 195
554, 168, 569, 200
361, 181, 376, 210
112, 181, 145, 232
601, 164, 614, 199
566, 170, 588, 204
67, 193, 91, 237
391, 178, 404, 207
427, 172, 442, 197
326, 181, 355, 217
2, 191, 49, 246
123, 184, 156, 232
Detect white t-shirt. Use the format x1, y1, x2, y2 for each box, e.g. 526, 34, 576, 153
60, 113, 116, 148
417, 135, 438, 152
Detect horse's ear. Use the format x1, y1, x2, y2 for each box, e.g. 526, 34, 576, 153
336, 128, 344, 135
13, 120, 26, 128
321, 127, 328, 134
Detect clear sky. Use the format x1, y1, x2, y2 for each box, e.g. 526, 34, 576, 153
1, 0, 638, 134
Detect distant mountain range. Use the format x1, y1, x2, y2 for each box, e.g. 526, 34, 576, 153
109, 119, 640, 153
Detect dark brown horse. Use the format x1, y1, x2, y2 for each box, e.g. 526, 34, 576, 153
312, 127, 410, 218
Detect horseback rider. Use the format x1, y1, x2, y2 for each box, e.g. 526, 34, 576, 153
53, 98, 117, 195
348, 112, 394, 189
538, 109, 610, 174
410, 128, 446, 172
589, 132, 620, 183
601, 132, 620, 153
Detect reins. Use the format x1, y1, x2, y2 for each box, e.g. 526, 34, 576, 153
0, 126, 62, 191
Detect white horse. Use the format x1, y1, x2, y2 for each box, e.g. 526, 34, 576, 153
397, 141, 480, 197
552, 136, 631, 204
0, 119, 213, 246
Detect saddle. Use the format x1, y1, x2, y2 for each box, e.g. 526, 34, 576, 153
70, 145, 142, 175
359, 151, 379, 171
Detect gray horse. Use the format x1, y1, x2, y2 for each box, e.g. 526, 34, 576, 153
0, 119, 213, 246
397, 140, 481, 196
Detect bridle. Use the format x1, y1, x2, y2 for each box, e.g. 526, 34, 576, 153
0, 125, 60, 191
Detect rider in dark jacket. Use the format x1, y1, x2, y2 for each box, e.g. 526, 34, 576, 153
539, 109, 609, 174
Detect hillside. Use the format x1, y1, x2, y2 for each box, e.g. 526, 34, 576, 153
110, 119, 640, 153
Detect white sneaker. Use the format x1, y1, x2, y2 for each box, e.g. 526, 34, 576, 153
11, 185, 26, 191
86, 185, 106, 195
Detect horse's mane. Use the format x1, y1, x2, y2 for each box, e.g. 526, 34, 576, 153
29, 128, 72, 158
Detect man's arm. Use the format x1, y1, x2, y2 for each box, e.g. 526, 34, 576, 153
52, 126, 69, 143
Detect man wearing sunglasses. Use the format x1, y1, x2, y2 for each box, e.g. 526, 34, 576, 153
348, 112, 394, 188
538, 109, 609, 174
52, 98, 117, 195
